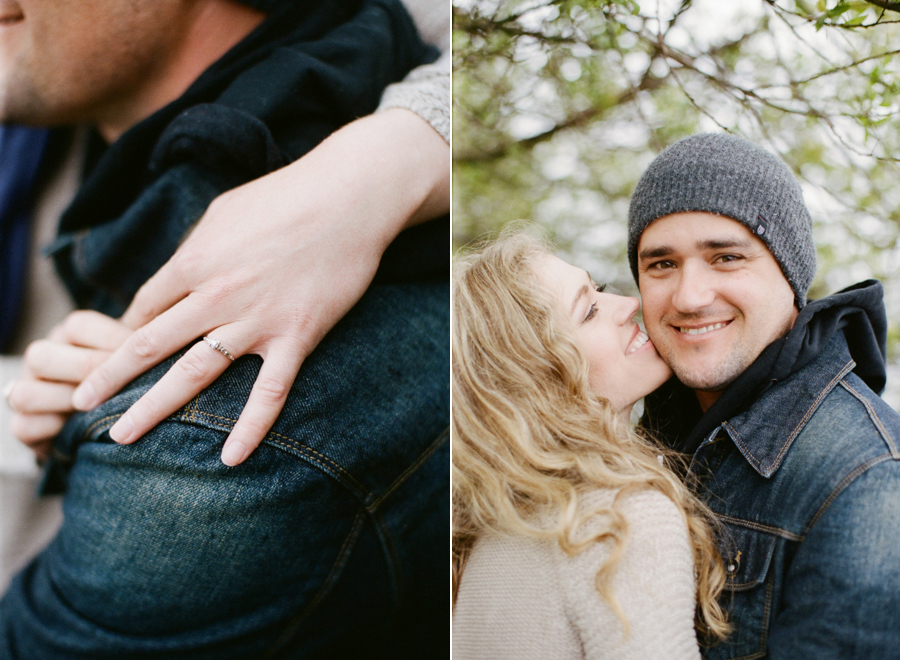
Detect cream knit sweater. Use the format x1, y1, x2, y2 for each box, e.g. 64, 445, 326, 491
453, 489, 702, 660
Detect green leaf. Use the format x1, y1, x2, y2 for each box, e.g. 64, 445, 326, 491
826, 2, 851, 18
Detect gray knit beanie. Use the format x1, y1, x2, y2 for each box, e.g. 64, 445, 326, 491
627, 133, 816, 308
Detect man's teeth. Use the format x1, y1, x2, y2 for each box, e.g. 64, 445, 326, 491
678, 322, 726, 335
627, 331, 649, 354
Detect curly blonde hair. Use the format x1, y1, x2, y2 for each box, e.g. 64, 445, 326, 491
452, 229, 729, 641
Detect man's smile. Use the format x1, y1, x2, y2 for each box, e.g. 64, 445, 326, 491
676, 321, 730, 336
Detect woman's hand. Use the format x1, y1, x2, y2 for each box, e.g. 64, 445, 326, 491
71, 108, 450, 466
8, 311, 131, 460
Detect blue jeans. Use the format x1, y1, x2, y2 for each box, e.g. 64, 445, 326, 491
0, 281, 449, 659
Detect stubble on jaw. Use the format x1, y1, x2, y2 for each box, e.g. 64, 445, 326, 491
0, 0, 189, 130
658, 311, 796, 394
0, 66, 52, 126
0, 40, 165, 129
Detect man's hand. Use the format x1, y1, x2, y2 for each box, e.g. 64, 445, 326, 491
71, 108, 450, 466
8, 311, 131, 460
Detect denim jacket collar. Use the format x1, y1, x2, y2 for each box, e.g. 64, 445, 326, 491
717, 333, 855, 479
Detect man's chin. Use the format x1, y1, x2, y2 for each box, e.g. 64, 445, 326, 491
0, 85, 67, 128
669, 367, 735, 393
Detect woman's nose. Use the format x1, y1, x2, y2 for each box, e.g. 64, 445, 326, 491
612, 296, 641, 325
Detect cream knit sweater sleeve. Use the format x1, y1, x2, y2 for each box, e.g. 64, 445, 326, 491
378, 0, 449, 142
453, 489, 701, 660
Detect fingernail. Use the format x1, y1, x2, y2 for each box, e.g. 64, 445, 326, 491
221, 441, 248, 467
109, 414, 134, 443
2, 381, 14, 408
72, 383, 96, 411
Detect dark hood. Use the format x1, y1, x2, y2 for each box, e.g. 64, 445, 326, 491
642, 279, 888, 455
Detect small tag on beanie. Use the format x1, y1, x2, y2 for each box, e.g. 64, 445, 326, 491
754, 214, 769, 237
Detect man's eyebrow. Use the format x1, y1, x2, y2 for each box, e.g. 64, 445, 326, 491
570, 271, 593, 315
638, 238, 755, 262
638, 245, 673, 262
700, 238, 755, 250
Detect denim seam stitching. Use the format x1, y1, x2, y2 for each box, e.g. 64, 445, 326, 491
739, 360, 855, 476
371, 426, 448, 510
79, 409, 375, 652
365, 428, 449, 613
83, 406, 370, 497
732, 650, 768, 660
753, 574, 775, 660
367, 507, 403, 612
265, 434, 364, 493
802, 453, 894, 537
725, 542, 775, 590
716, 513, 801, 542
723, 577, 773, 660
84, 413, 123, 438
777, 360, 855, 455
180, 409, 368, 493
82, 405, 197, 439
838, 380, 900, 458
189, 394, 200, 425
79, 410, 358, 490
722, 422, 763, 474
261, 509, 367, 658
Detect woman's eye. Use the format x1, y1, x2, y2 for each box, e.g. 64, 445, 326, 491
595, 283, 607, 293
585, 303, 598, 322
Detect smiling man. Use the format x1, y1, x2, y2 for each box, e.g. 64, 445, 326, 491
627, 133, 900, 659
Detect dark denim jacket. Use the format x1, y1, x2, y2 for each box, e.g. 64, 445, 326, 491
694, 332, 900, 659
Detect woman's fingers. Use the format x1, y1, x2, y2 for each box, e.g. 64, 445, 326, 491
220, 345, 303, 466
7, 379, 77, 414
9, 311, 130, 455
24, 340, 111, 384
105, 333, 303, 468
107, 331, 241, 445
10, 412, 68, 447
72, 297, 217, 411
59, 310, 134, 351
120, 258, 192, 330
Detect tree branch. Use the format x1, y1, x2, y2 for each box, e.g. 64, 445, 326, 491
454, 72, 665, 164
865, 0, 900, 13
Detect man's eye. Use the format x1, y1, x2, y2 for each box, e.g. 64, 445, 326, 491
647, 260, 675, 270
717, 254, 742, 264
585, 303, 598, 322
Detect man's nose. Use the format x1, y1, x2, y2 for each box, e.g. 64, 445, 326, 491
671, 264, 715, 313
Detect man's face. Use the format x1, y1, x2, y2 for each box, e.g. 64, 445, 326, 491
0, 0, 189, 127
637, 212, 798, 403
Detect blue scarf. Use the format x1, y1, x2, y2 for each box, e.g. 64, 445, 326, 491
0, 125, 50, 350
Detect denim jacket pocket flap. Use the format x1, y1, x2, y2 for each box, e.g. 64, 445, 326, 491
721, 524, 777, 592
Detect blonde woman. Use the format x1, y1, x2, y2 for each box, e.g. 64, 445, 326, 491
452, 232, 729, 659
